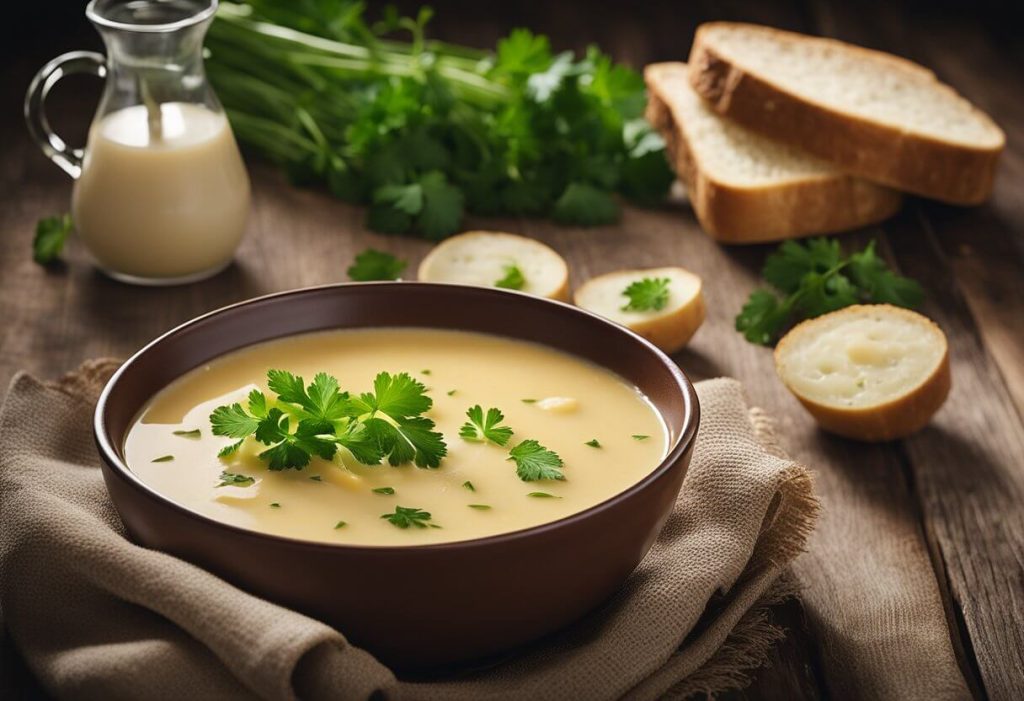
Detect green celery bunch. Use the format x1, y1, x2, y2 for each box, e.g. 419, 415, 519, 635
205, 0, 673, 238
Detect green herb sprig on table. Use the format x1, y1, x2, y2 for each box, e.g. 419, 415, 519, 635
621, 277, 670, 312
736, 238, 925, 345
32, 214, 73, 265
347, 248, 407, 281
209, 369, 447, 474
204, 2, 673, 239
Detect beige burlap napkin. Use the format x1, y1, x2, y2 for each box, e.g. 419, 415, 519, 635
0, 361, 818, 701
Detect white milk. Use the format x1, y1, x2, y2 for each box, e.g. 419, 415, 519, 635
72, 102, 250, 282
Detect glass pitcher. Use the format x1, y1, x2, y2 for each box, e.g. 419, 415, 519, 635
25, 0, 250, 285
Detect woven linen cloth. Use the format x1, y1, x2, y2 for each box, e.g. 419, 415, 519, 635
0, 360, 818, 700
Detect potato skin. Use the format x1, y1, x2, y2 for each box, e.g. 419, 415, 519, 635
774, 305, 951, 442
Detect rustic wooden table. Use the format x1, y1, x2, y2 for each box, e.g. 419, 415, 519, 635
2, 1, 1022, 699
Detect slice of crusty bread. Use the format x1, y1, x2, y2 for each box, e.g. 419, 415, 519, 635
645, 62, 901, 243
574, 267, 705, 353
417, 230, 570, 301
688, 23, 1005, 204
775, 304, 951, 441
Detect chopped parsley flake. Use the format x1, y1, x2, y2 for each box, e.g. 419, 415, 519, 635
381, 506, 437, 529
216, 471, 255, 488
495, 263, 526, 290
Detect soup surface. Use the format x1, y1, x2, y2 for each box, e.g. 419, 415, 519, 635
125, 329, 669, 545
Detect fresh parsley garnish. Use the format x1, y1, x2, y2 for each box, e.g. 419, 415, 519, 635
216, 471, 255, 488
152, 455, 174, 463
621, 277, 671, 312
585, 439, 601, 448
347, 248, 407, 281
173, 429, 202, 438
372, 487, 395, 495
209, 369, 446, 471
447, 389, 457, 396
381, 506, 437, 529
508, 439, 564, 481
736, 238, 925, 345
205, 8, 673, 238
32, 214, 73, 265
462, 480, 475, 492
631, 434, 650, 441
495, 263, 526, 290
468, 504, 492, 510
334, 520, 347, 529
459, 405, 514, 446
527, 491, 561, 498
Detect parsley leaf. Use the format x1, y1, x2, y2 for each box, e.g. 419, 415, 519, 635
347, 248, 407, 281
209, 369, 447, 471
381, 505, 437, 529
210, 403, 262, 438
585, 439, 601, 448
735, 238, 925, 345
462, 480, 475, 491
32, 214, 73, 265
372, 487, 395, 495
495, 263, 526, 290
508, 439, 565, 481
621, 277, 671, 312
216, 471, 255, 488
459, 405, 514, 446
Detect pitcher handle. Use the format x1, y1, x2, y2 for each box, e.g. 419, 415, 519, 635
24, 51, 107, 179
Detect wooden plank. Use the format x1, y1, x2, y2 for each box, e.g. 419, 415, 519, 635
804, 2, 1024, 698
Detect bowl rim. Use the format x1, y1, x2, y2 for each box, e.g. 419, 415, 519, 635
94, 281, 700, 553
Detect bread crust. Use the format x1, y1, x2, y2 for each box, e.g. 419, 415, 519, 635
645, 63, 902, 244
774, 304, 951, 442
688, 23, 1004, 205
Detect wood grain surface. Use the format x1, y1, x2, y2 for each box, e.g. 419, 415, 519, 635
2, 1, 1022, 699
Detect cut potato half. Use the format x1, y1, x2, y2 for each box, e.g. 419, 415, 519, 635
775, 304, 950, 441
574, 267, 705, 353
417, 231, 570, 301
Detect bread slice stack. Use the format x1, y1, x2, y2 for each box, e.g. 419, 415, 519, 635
647, 23, 1005, 243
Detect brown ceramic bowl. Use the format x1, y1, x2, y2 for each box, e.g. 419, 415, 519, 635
94, 282, 699, 671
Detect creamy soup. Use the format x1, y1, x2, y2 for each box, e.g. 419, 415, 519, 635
72, 102, 249, 281
125, 329, 669, 546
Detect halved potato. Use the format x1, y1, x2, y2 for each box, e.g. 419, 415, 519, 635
417, 231, 570, 301
574, 267, 705, 353
774, 304, 951, 441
